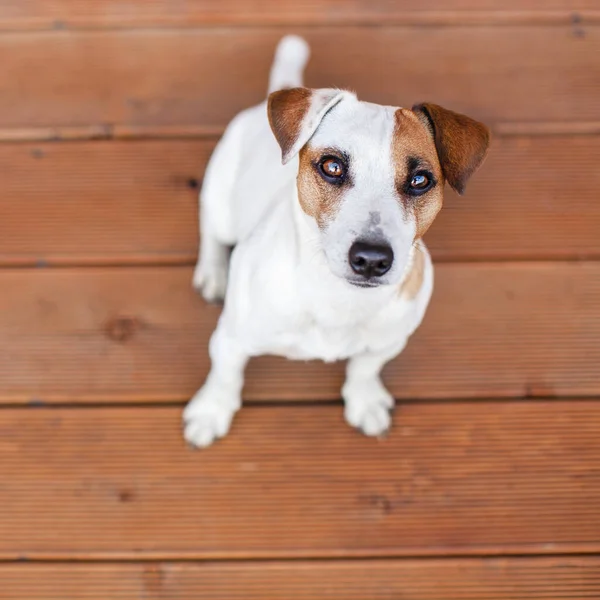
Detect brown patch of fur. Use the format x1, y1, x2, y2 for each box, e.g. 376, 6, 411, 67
267, 87, 312, 161
393, 109, 444, 239
412, 103, 490, 195
297, 146, 350, 228
399, 242, 426, 300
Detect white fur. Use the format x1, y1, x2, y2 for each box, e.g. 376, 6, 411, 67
268, 35, 310, 93
186, 36, 434, 447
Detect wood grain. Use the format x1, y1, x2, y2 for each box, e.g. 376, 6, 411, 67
0, 140, 210, 266
0, 0, 597, 587
1, 262, 599, 403
2, 135, 599, 266
0, 27, 597, 132
1, 1, 598, 30
1, 401, 599, 558
1, 557, 600, 599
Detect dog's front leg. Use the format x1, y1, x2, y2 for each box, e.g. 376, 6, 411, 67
183, 322, 248, 448
342, 342, 407, 437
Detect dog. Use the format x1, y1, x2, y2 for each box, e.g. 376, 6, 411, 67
183, 35, 489, 447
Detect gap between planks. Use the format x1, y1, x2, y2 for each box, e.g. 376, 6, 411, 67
2, 549, 600, 563
1, 122, 600, 143
0, 10, 599, 32
3, 255, 600, 271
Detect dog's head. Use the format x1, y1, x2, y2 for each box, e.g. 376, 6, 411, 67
268, 88, 490, 288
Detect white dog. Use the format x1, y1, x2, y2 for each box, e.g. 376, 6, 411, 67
184, 35, 489, 447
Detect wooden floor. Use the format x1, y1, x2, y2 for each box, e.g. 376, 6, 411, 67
1, 1, 600, 598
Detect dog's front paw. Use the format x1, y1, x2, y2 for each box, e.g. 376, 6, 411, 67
183, 387, 239, 448
342, 379, 394, 437
192, 260, 228, 304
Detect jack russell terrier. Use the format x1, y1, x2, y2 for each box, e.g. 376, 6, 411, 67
184, 35, 490, 447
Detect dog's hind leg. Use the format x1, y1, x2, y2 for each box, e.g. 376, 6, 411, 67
192, 112, 247, 302
193, 228, 230, 303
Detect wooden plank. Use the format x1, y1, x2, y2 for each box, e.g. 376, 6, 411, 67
2, 136, 599, 266
0, 401, 599, 557
2, 557, 600, 599
1, 1, 598, 30
0, 27, 597, 132
430, 134, 600, 260
0, 262, 599, 403
0, 140, 210, 266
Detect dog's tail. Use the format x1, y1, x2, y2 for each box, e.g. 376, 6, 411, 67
268, 35, 310, 94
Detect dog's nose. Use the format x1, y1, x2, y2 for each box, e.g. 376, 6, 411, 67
348, 241, 394, 278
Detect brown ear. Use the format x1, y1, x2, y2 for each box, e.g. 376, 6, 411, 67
267, 87, 354, 164
412, 103, 490, 195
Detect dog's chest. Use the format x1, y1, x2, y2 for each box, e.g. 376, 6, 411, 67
266, 300, 409, 362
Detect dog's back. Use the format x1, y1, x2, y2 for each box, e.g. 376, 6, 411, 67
200, 36, 310, 246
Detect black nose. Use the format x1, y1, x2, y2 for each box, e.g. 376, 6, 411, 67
348, 241, 394, 278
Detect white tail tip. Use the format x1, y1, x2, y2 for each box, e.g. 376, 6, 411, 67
268, 35, 310, 94
275, 35, 310, 67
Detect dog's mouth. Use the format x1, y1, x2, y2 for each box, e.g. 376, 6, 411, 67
348, 280, 381, 289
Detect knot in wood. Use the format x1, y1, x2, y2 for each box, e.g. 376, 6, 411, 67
105, 316, 138, 342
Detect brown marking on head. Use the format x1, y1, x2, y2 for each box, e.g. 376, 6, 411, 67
268, 87, 351, 164
393, 109, 444, 239
399, 242, 426, 300
297, 146, 351, 228
267, 87, 312, 162
412, 103, 490, 195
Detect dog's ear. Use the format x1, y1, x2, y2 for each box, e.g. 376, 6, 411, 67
412, 103, 490, 195
268, 87, 354, 164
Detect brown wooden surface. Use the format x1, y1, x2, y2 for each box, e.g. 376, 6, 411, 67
1, 262, 599, 403
2, 557, 600, 600
0, 1, 598, 595
0, 140, 210, 266
2, 135, 599, 266
1, 401, 599, 558
2, 1, 598, 30
0, 27, 597, 133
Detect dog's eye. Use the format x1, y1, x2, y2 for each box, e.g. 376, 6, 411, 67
411, 173, 429, 189
408, 171, 434, 195
319, 157, 345, 182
